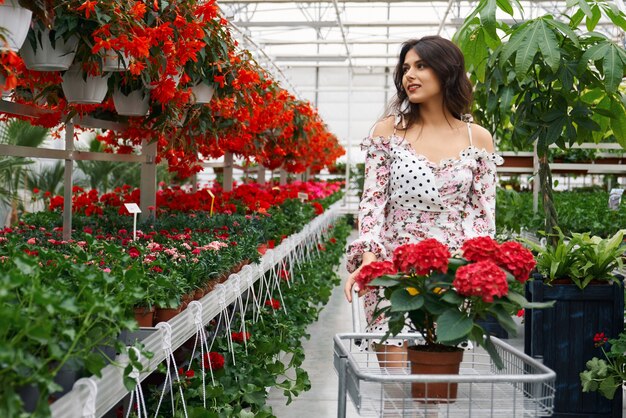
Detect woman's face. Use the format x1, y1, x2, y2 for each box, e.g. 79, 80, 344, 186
401, 48, 442, 104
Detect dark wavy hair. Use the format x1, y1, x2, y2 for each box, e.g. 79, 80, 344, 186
387, 36, 473, 129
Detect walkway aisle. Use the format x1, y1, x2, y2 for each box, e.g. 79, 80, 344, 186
266, 230, 361, 418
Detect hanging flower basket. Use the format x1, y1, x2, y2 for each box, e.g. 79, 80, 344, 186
20, 29, 79, 71
102, 49, 130, 72
61, 65, 110, 104
0, 2, 32, 52
112, 88, 150, 116
190, 82, 214, 104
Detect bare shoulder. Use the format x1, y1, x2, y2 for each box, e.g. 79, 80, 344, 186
470, 124, 494, 153
371, 116, 396, 138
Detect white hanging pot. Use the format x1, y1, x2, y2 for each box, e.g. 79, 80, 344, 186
112, 88, 149, 116
20, 29, 79, 71
0, 2, 32, 52
0, 74, 12, 98
102, 49, 130, 72
190, 83, 214, 104
61, 65, 110, 104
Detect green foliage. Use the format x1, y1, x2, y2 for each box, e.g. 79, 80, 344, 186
581, 332, 626, 400
496, 189, 626, 237
524, 228, 625, 288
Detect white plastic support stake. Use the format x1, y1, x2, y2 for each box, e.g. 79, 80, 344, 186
72, 378, 98, 418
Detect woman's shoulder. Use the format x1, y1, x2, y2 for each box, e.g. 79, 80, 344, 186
361, 116, 397, 151
468, 123, 494, 153
371, 116, 396, 138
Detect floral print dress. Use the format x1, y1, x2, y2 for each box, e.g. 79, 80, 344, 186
346, 118, 504, 347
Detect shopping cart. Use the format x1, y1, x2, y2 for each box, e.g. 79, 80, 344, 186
334, 290, 556, 417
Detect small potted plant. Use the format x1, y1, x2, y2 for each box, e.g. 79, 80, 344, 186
355, 236, 548, 401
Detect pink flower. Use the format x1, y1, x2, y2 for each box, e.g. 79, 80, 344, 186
27, 238, 36, 245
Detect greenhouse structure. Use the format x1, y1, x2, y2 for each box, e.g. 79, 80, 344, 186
0, 0, 625, 417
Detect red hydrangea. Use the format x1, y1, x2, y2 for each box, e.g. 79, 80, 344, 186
495, 241, 536, 283
392, 239, 450, 275
354, 261, 397, 291
203, 352, 225, 370
461, 236, 500, 262
453, 261, 508, 303
265, 298, 281, 310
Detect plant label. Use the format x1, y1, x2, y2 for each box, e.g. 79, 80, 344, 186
608, 189, 624, 211
298, 192, 308, 202
124, 203, 142, 214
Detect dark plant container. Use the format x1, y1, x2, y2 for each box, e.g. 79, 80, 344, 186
525, 278, 624, 417
476, 314, 509, 339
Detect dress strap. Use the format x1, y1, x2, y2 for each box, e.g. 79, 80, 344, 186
466, 122, 473, 146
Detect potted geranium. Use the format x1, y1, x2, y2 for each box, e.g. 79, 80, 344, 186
355, 236, 547, 401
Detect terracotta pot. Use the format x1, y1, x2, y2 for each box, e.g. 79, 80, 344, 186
0, 3, 32, 52
193, 288, 205, 300
134, 306, 155, 327
154, 306, 182, 324
20, 29, 78, 71
407, 345, 464, 403
204, 280, 217, 294
61, 65, 110, 104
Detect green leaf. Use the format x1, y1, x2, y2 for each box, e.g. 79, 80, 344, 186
577, 0, 593, 18
536, 19, 561, 71
514, 23, 541, 75
601, 3, 626, 31
610, 100, 626, 148
586, 4, 601, 31
499, 86, 514, 112
602, 44, 623, 92
436, 310, 473, 343
389, 289, 424, 312
544, 19, 580, 47
483, 337, 504, 369
479, 0, 499, 40
598, 375, 619, 400
495, 0, 514, 15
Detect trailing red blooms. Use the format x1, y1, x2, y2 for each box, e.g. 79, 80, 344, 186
265, 298, 281, 310
392, 239, 450, 275
495, 241, 536, 283
461, 236, 500, 262
454, 260, 509, 303
355, 261, 397, 291
203, 352, 225, 370
178, 367, 195, 379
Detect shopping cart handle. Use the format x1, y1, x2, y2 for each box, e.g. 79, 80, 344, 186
351, 288, 361, 333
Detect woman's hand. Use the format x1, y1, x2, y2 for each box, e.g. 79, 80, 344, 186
344, 253, 377, 302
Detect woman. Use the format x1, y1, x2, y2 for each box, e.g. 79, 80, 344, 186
344, 36, 503, 356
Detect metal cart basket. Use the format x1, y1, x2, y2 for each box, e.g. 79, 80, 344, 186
333, 332, 556, 417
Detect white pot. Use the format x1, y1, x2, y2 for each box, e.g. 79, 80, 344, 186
0, 74, 12, 97
102, 49, 130, 72
0, 2, 32, 52
20, 29, 79, 71
190, 83, 214, 104
61, 65, 110, 104
113, 88, 149, 116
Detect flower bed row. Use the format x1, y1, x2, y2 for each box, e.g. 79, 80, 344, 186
0, 181, 342, 416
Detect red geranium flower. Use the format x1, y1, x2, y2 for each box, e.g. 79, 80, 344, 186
453, 260, 509, 303
392, 239, 450, 275
203, 352, 225, 370
128, 247, 141, 258
231, 331, 251, 343
265, 298, 281, 310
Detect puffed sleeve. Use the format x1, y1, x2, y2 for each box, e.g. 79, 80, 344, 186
462, 148, 504, 239
346, 136, 392, 272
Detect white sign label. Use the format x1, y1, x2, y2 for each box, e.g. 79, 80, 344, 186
609, 189, 624, 211
124, 203, 142, 214
298, 192, 308, 202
